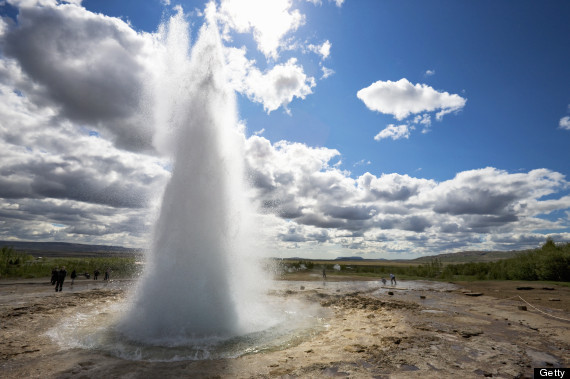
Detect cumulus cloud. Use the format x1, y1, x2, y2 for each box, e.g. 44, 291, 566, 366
245, 136, 570, 255
321, 65, 334, 79
307, 40, 331, 60
217, 0, 304, 59
374, 124, 412, 141
559, 115, 570, 130
0, 86, 169, 246
226, 47, 315, 113
217, 0, 336, 111
357, 78, 466, 120
1, 1, 155, 151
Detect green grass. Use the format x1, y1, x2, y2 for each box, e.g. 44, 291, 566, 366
1, 246, 141, 279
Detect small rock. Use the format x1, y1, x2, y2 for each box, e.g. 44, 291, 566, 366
548, 298, 561, 301
518, 305, 527, 311
420, 295, 426, 299
459, 329, 483, 338
300, 286, 305, 290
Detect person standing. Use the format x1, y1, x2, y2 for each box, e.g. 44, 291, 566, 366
70, 269, 77, 285
94, 269, 100, 280
55, 266, 67, 292
390, 273, 397, 286
104, 268, 110, 281
50, 267, 58, 285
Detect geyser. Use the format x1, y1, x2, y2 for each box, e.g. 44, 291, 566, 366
118, 10, 272, 344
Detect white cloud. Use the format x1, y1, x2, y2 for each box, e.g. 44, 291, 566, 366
559, 115, 570, 130
357, 78, 466, 120
245, 137, 570, 255
353, 159, 371, 167
425, 69, 435, 76
304, 0, 344, 7
1, 1, 156, 151
0, 81, 169, 246
374, 124, 412, 141
308, 40, 331, 60
413, 113, 431, 126
321, 65, 334, 79
226, 47, 315, 113
217, 0, 304, 60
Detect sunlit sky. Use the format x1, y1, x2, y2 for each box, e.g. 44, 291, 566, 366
1, 0, 569, 259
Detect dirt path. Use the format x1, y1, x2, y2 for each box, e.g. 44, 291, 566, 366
0, 278, 568, 378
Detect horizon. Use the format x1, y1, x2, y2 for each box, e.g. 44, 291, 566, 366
0, 0, 569, 259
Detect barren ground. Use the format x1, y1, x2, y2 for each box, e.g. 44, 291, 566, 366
0, 274, 568, 378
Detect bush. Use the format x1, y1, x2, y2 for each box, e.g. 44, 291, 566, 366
441, 239, 570, 282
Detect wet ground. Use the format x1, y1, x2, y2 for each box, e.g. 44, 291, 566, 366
0, 276, 568, 378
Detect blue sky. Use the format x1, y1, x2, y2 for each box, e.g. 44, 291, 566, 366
0, 0, 569, 258
80, 1, 570, 179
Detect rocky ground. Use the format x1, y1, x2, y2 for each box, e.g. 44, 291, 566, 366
0, 276, 568, 378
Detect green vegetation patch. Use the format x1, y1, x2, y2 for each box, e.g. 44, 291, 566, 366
0, 246, 140, 279
278, 239, 570, 282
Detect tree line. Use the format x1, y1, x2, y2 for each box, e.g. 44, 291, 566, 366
438, 239, 569, 281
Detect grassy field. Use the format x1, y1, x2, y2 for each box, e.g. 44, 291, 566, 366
0, 247, 141, 279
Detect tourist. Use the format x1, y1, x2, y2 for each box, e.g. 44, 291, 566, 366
94, 269, 100, 280
381, 278, 387, 286
55, 266, 67, 292
50, 267, 58, 285
322, 267, 326, 279
70, 269, 77, 285
390, 273, 397, 286
104, 268, 110, 281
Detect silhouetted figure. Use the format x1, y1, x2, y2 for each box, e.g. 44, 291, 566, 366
70, 269, 77, 285
55, 267, 67, 292
322, 267, 326, 279
390, 273, 396, 286
381, 278, 387, 286
94, 269, 100, 280
104, 268, 110, 281
50, 268, 58, 285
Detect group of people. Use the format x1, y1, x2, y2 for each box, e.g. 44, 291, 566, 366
93, 268, 110, 281
50, 267, 111, 292
381, 273, 397, 286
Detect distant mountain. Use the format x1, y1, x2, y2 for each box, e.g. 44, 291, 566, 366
0, 241, 143, 258
335, 256, 364, 261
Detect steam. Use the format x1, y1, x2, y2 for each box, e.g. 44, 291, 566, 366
118, 10, 273, 344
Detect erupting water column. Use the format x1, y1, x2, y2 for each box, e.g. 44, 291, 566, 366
119, 10, 270, 344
